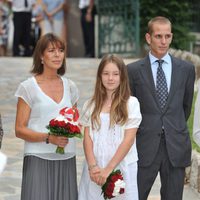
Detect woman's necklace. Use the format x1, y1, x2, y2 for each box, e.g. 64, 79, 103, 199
38, 75, 59, 81
35, 75, 61, 85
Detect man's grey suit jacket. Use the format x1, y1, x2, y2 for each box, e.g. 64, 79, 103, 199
127, 55, 195, 168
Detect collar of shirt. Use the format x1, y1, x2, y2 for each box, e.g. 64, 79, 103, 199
149, 52, 170, 65
148, 52, 172, 91
12, 0, 35, 12
79, 0, 90, 9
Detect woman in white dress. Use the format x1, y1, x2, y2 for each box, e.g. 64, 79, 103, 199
15, 33, 79, 200
78, 54, 142, 200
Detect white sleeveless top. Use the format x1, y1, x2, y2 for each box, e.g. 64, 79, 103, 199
15, 76, 79, 160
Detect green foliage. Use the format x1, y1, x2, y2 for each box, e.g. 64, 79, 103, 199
140, 0, 195, 51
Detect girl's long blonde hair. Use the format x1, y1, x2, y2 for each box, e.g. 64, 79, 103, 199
89, 54, 131, 129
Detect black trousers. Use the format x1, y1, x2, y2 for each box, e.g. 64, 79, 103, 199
13, 12, 32, 56
137, 134, 185, 200
80, 7, 96, 57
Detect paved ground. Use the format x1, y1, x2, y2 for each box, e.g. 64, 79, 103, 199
0, 57, 199, 200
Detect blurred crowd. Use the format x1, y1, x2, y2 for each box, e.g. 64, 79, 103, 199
0, 0, 96, 57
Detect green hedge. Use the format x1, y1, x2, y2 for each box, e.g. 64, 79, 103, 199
140, 0, 195, 51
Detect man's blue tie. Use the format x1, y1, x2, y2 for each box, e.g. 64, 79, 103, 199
156, 60, 168, 110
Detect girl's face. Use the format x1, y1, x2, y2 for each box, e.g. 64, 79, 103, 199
101, 62, 120, 93
41, 42, 65, 71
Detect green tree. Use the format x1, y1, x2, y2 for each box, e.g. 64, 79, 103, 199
140, 0, 195, 52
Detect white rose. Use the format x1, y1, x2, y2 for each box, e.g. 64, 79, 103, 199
64, 113, 73, 120
55, 115, 65, 121
112, 179, 125, 197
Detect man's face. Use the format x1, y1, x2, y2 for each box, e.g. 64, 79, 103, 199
145, 22, 173, 59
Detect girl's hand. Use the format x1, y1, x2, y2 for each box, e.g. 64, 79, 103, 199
97, 167, 113, 186
89, 166, 100, 183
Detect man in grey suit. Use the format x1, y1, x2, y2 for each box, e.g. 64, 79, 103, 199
127, 16, 195, 200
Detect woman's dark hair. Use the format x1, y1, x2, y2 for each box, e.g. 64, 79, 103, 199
31, 33, 66, 75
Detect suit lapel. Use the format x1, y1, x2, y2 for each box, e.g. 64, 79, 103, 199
139, 55, 180, 112
163, 56, 180, 112
139, 56, 161, 107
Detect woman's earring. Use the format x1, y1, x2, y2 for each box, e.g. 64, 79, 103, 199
41, 58, 44, 64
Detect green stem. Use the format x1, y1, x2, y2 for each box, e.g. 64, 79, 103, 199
56, 146, 65, 154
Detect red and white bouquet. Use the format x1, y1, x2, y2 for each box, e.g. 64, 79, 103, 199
101, 169, 125, 199
46, 106, 82, 154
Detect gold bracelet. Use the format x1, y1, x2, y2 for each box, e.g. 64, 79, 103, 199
88, 163, 97, 171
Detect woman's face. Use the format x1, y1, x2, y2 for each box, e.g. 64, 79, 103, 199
41, 42, 65, 71
101, 62, 120, 93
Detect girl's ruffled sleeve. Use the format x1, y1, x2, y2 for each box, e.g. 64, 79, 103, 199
125, 96, 142, 129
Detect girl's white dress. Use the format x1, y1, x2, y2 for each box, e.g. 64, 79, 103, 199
78, 96, 142, 200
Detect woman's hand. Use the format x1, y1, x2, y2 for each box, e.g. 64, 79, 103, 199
49, 135, 68, 147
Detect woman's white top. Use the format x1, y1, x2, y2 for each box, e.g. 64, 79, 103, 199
15, 76, 79, 160
193, 80, 200, 146
80, 96, 142, 168
0, 151, 7, 174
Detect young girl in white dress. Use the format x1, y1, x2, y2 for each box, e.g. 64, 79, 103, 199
78, 54, 142, 200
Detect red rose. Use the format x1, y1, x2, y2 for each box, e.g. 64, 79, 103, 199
55, 120, 60, 126
110, 174, 119, 182
74, 126, 80, 133
58, 120, 66, 128
114, 172, 123, 180
50, 119, 56, 127
105, 182, 115, 197
119, 188, 124, 194
69, 124, 77, 132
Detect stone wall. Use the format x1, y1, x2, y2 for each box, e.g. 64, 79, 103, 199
169, 48, 200, 80
188, 151, 200, 196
